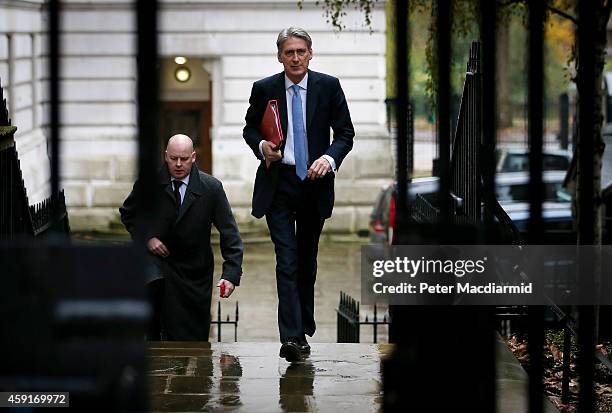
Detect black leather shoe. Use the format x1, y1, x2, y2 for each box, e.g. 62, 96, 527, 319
297, 337, 311, 354
279, 340, 301, 362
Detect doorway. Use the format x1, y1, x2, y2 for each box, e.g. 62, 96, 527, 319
160, 101, 212, 173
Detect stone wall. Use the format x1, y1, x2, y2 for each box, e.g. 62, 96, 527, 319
2, 0, 393, 233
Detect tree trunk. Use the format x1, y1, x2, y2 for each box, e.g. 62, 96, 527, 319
576, 5, 607, 246
575, 3, 609, 345
591, 8, 607, 247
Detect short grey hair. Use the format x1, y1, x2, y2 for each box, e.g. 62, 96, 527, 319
276, 27, 312, 52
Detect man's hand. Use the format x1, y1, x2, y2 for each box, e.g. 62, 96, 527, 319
218, 279, 236, 298
262, 141, 282, 168
307, 156, 332, 180
147, 237, 169, 257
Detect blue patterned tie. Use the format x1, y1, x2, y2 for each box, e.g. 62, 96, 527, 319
291, 84, 308, 180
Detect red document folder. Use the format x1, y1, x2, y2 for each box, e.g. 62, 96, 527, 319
260, 100, 284, 150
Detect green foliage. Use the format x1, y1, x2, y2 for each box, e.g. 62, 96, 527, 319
311, 0, 580, 119
545, 329, 578, 354
298, 0, 377, 30
422, 1, 482, 112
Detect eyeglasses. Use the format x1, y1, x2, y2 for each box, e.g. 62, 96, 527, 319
282, 48, 309, 58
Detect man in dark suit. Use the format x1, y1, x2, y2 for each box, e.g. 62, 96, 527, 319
243, 27, 354, 361
120, 134, 243, 341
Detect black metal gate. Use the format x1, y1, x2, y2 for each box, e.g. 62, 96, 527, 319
0, 1, 161, 410
384, 1, 605, 413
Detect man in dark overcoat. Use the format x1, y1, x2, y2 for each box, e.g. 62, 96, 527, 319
243, 27, 354, 361
120, 134, 243, 341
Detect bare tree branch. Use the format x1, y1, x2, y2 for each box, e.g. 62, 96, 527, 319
547, 5, 579, 25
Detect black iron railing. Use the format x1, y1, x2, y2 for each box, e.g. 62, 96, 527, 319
386, 0, 606, 405
29, 191, 70, 236
405, 43, 519, 242
1, 2, 149, 410
212, 301, 239, 342
0, 141, 33, 238
410, 194, 439, 224
337, 291, 388, 343
0, 82, 70, 240
450, 42, 482, 223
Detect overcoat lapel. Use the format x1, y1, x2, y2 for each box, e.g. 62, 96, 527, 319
159, 167, 177, 204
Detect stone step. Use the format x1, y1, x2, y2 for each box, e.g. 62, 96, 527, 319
88, 221, 270, 245
210, 227, 269, 242
108, 216, 269, 240
109, 216, 264, 233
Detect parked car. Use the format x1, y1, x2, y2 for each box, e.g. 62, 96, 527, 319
496, 148, 572, 173
499, 201, 573, 232
494, 171, 569, 203
369, 171, 572, 244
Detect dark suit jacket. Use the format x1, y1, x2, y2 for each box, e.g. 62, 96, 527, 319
243, 70, 355, 219
119, 165, 243, 340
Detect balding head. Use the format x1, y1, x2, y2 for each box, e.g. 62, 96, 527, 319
167, 134, 194, 152
165, 134, 196, 179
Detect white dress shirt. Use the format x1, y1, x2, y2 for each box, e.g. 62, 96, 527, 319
171, 174, 190, 204
259, 73, 336, 171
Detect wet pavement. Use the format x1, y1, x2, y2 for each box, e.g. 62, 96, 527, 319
72, 233, 371, 343
148, 338, 557, 413
73, 234, 555, 411
211, 240, 369, 343
149, 341, 386, 413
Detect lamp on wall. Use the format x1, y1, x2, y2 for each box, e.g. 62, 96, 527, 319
175, 66, 191, 83
174, 56, 187, 65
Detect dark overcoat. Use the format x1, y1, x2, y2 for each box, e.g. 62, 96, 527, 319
120, 165, 243, 340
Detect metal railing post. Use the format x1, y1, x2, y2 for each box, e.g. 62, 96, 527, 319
217, 301, 222, 342
559, 93, 569, 150
373, 304, 378, 344
235, 301, 239, 342
48, 0, 61, 234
